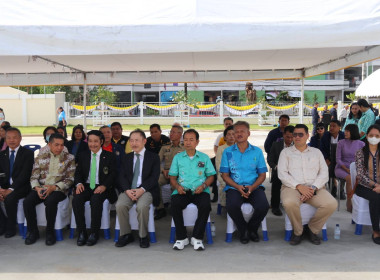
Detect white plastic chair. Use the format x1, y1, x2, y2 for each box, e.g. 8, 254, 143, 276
23, 196, 70, 241
284, 203, 328, 241
350, 162, 373, 235
69, 199, 111, 240
169, 203, 213, 244
0, 198, 25, 236
114, 204, 156, 243
225, 203, 268, 242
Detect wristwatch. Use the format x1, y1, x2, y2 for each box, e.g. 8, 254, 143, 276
311, 185, 317, 195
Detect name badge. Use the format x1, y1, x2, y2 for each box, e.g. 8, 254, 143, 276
198, 161, 205, 168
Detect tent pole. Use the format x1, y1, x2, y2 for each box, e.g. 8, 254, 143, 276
83, 73, 87, 132
300, 72, 305, 124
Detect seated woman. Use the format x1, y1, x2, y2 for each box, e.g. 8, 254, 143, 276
355, 124, 380, 245
38, 126, 60, 154
309, 122, 325, 150
335, 124, 364, 212
72, 130, 117, 246
0, 124, 10, 151
99, 125, 125, 171
66, 125, 89, 162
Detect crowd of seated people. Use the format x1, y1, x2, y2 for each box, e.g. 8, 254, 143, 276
1, 98, 380, 249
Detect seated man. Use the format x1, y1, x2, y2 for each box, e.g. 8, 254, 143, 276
267, 125, 294, 216
115, 129, 160, 249
214, 117, 233, 154
145, 123, 171, 154
264, 114, 290, 155
221, 121, 269, 244
111, 122, 129, 151
278, 124, 337, 246
24, 133, 75, 246
155, 124, 185, 220
169, 129, 216, 251
73, 130, 117, 246
0, 127, 34, 237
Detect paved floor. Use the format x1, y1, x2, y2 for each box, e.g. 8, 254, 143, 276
1, 131, 379, 279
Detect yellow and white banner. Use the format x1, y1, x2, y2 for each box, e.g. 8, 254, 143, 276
104, 104, 138, 112
145, 103, 179, 111
267, 103, 298, 111
224, 104, 258, 115
71, 104, 99, 111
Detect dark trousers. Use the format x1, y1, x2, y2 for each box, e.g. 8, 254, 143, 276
72, 187, 107, 233
58, 120, 67, 138
356, 184, 380, 232
271, 175, 282, 209
23, 190, 66, 234
1, 189, 29, 231
171, 191, 211, 240
226, 187, 269, 234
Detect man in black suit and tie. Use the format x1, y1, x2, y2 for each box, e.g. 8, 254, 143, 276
0, 127, 34, 237
267, 125, 294, 216
115, 129, 160, 249
72, 130, 117, 246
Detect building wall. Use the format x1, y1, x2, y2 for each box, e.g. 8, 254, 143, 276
27, 98, 57, 126
0, 99, 23, 125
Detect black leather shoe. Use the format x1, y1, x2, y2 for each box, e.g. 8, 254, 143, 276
240, 230, 249, 244
308, 229, 321, 245
86, 233, 99, 246
77, 231, 88, 246
289, 234, 302, 245
4, 228, 16, 238
272, 208, 283, 216
139, 236, 150, 248
45, 233, 56, 246
249, 231, 260, 242
25, 231, 40, 245
154, 208, 167, 220
372, 234, 380, 245
0, 226, 6, 236
115, 233, 135, 248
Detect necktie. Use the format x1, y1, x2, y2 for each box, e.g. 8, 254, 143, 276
90, 153, 97, 190
131, 153, 140, 189
9, 150, 15, 185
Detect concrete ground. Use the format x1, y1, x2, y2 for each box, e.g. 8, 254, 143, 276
1, 131, 379, 280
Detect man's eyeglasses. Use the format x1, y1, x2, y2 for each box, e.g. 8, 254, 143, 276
293, 133, 305, 138
317, 127, 324, 131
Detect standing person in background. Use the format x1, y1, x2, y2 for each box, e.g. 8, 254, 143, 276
214, 117, 234, 154
264, 115, 290, 155
0, 108, 5, 125
330, 102, 338, 120
342, 103, 362, 131
339, 105, 349, 128
311, 102, 320, 136
145, 123, 170, 154
370, 103, 379, 117
111, 122, 129, 151
358, 99, 376, 140
321, 105, 331, 131
56, 107, 67, 138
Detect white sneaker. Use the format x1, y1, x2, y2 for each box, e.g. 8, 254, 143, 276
191, 237, 205, 251
173, 238, 189, 250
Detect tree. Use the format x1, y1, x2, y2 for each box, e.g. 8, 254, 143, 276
89, 86, 116, 104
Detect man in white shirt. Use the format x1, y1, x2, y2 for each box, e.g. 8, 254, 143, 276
278, 124, 337, 246
339, 105, 349, 127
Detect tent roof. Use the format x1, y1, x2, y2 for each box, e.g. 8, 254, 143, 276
1, 0, 380, 86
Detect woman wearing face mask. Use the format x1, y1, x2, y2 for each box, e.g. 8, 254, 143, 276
355, 124, 380, 244
335, 124, 364, 212
38, 126, 68, 155
342, 103, 362, 131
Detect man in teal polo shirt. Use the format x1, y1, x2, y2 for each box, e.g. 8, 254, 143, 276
221, 121, 269, 244
169, 129, 216, 251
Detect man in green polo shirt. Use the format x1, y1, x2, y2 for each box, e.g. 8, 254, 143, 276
169, 129, 216, 251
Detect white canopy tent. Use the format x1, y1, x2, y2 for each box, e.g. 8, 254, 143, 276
1, 0, 380, 126
355, 69, 380, 98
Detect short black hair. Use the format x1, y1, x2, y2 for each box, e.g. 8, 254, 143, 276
130, 129, 146, 139
223, 126, 234, 137
330, 120, 342, 127
344, 124, 360, 140
279, 114, 290, 121
233, 121, 250, 130
5, 127, 21, 137
183, 129, 199, 140
111, 122, 122, 129
357, 99, 370, 108
71, 125, 86, 141
223, 117, 233, 124
171, 125, 183, 133
1, 124, 11, 132
314, 102, 319, 105
316, 122, 325, 129
43, 126, 58, 143
1, 121, 10, 127
49, 133, 65, 143
87, 130, 105, 144
150, 123, 161, 131
333, 102, 338, 106
294, 124, 308, 134
284, 125, 295, 134
99, 125, 111, 131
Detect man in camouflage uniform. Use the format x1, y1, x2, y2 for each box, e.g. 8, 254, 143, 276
155, 125, 185, 220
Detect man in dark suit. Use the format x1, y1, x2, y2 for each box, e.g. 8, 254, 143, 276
115, 129, 160, 249
72, 130, 117, 246
267, 126, 294, 216
0, 127, 34, 237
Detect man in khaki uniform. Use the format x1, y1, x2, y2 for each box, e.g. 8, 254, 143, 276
155, 125, 184, 220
